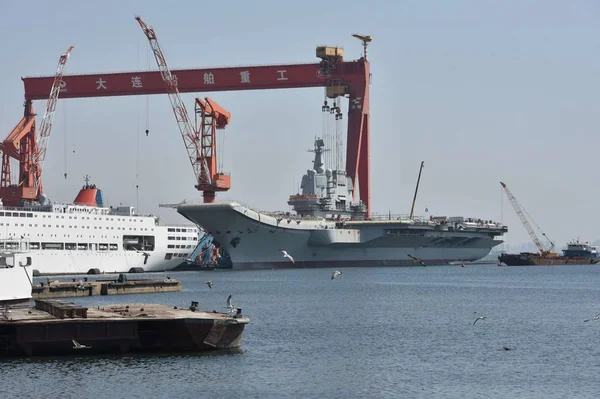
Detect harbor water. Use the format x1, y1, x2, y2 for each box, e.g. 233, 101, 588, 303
2, 264, 600, 398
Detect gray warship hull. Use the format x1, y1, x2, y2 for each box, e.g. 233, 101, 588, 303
178, 202, 506, 270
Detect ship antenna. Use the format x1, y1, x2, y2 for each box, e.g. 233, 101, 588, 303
352, 34, 373, 60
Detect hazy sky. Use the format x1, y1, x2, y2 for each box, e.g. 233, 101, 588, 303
1, 0, 599, 248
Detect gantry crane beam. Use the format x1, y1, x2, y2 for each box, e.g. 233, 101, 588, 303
22, 63, 355, 100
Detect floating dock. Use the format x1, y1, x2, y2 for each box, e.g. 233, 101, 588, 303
32, 276, 181, 299
0, 299, 249, 357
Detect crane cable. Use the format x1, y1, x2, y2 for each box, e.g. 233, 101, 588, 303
516, 196, 554, 250
63, 99, 68, 179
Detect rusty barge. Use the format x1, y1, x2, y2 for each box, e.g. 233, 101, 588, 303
0, 299, 249, 357
32, 274, 182, 299
498, 252, 600, 266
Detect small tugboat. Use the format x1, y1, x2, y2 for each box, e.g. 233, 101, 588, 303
562, 240, 598, 258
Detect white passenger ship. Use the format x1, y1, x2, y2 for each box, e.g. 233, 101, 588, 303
0, 179, 200, 276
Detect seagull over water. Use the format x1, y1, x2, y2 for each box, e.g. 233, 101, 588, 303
72, 339, 91, 349
583, 313, 600, 322
473, 316, 487, 325
278, 249, 295, 263
226, 295, 234, 313
331, 270, 342, 280
407, 253, 426, 267
205, 281, 213, 289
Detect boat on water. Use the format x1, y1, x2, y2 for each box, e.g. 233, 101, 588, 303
562, 240, 598, 258
0, 177, 201, 275
499, 240, 600, 266
0, 247, 33, 306
177, 138, 508, 270
0, 245, 249, 358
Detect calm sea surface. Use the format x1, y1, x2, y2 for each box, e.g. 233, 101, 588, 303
2, 264, 600, 398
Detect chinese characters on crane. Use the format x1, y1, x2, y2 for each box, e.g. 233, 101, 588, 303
240, 71, 251, 83
201, 69, 289, 85
96, 78, 107, 90
277, 70, 288, 81
131, 76, 143, 88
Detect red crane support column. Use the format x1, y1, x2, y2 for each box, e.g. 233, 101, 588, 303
345, 59, 370, 217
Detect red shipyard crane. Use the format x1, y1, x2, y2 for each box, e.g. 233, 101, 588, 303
193, 97, 232, 202
135, 16, 231, 203
0, 46, 74, 205
18, 24, 373, 215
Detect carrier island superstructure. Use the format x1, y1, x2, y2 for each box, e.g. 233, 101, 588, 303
177, 138, 508, 270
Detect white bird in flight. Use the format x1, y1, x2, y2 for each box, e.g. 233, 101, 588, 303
72, 339, 91, 349
279, 249, 295, 263
206, 281, 213, 289
473, 316, 487, 325
226, 295, 234, 313
331, 270, 342, 280
583, 312, 600, 322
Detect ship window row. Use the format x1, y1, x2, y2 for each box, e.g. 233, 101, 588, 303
0, 212, 34, 217
167, 236, 196, 241
12, 233, 124, 240
167, 228, 198, 233
385, 229, 424, 236
163, 253, 190, 260
0, 242, 119, 251
2, 213, 152, 223
167, 245, 193, 249
0, 223, 152, 232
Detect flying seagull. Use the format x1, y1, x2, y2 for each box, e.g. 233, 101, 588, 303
72, 339, 91, 349
583, 313, 600, 322
407, 253, 426, 267
226, 295, 234, 313
331, 270, 342, 280
461, 263, 466, 268
278, 249, 295, 263
473, 316, 487, 325
206, 281, 213, 289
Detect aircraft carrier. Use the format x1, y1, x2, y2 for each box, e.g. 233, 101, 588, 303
177, 138, 508, 270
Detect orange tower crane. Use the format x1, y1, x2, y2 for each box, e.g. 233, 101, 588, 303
0, 46, 73, 205
136, 16, 231, 203
194, 97, 231, 202
135, 17, 210, 194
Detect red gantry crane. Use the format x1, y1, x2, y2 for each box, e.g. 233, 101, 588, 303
17, 25, 372, 216
0, 46, 74, 205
